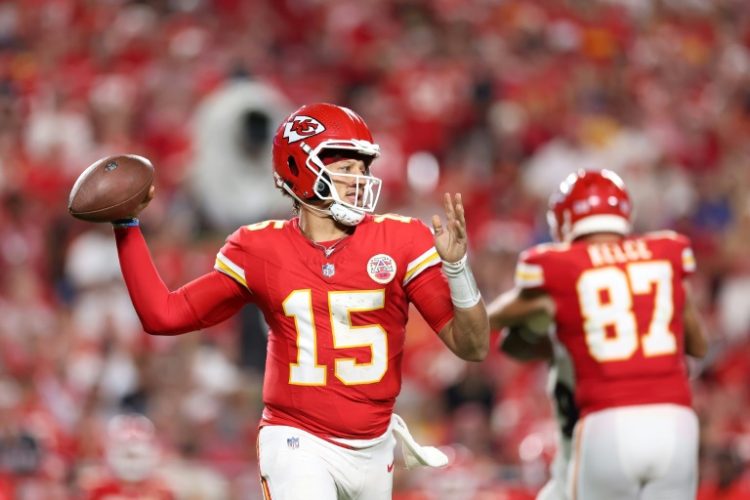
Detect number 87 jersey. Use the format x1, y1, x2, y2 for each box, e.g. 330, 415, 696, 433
515, 231, 697, 417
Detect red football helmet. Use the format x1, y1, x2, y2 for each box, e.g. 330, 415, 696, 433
547, 169, 632, 242
272, 103, 381, 226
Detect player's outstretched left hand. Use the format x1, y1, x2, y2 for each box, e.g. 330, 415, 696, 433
432, 193, 468, 263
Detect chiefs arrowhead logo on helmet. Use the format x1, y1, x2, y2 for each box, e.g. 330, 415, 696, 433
282, 115, 326, 143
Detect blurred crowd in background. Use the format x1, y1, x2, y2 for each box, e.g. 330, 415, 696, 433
1, 0, 750, 498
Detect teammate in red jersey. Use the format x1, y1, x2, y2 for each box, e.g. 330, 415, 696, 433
110, 103, 489, 499
488, 169, 707, 500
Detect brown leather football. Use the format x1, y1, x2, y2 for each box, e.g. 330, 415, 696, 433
68, 155, 154, 222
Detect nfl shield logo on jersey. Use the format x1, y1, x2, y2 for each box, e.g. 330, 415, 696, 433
367, 254, 397, 284
322, 263, 335, 277
287, 436, 300, 449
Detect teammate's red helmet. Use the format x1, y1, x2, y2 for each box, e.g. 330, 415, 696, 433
547, 169, 632, 242
272, 103, 381, 225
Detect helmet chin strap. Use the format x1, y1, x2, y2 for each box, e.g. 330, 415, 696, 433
279, 183, 365, 226
329, 202, 365, 226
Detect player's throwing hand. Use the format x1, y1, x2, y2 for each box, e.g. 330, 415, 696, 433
432, 193, 468, 264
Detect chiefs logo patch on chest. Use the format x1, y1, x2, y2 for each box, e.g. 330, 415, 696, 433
367, 254, 397, 284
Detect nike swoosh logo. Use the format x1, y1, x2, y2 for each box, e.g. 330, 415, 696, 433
387, 461, 395, 473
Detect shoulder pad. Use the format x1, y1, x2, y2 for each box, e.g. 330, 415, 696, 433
521, 241, 570, 260
372, 213, 414, 224
642, 230, 690, 245
244, 220, 287, 232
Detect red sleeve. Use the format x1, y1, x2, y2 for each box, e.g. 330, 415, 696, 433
406, 264, 454, 333
644, 231, 697, 279
114, 226, 250, 335
673, 233, 696, 277
513, 242, 575, 292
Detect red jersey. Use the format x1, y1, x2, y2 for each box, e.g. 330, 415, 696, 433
215, 214, 454, 439
515, 231, 697, 416
83, 477, 174, 500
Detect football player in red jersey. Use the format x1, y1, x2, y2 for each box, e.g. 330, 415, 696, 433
111, 103, 489, 499
488, 169, 707, 500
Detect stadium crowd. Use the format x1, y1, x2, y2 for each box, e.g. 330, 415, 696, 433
0, 0, 749, 498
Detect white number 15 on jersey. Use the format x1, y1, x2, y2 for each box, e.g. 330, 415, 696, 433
283, 289, 388, 386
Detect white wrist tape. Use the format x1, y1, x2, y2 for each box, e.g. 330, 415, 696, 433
441, 255, 482, 308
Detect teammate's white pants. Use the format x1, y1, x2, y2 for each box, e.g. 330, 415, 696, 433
536, 430, 571, 500
567, 404, 698, 500
258, 424, 396, 500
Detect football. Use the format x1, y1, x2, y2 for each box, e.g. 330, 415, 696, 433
68, 154, 154, 222
507, 309, 554, 342
524, 309, 554, 335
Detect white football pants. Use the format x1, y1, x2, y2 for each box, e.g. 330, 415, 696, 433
258, 424, 396, 500
568, 404, 698, 500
